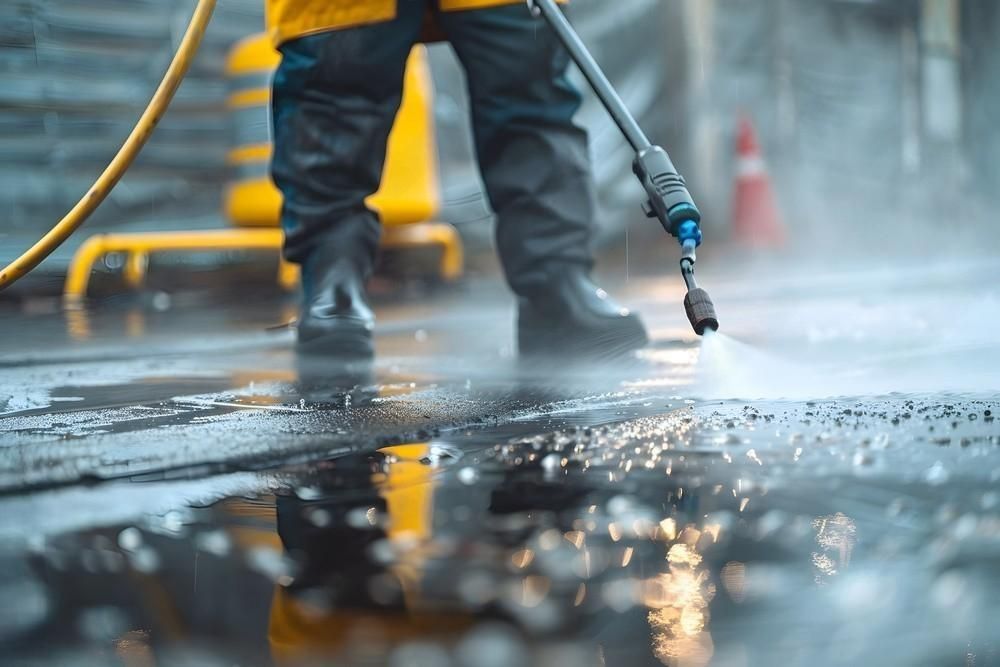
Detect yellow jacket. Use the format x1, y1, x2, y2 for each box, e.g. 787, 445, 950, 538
266, 0, 549, 46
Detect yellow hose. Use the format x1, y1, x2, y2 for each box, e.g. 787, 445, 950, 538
0, 0, 218, 291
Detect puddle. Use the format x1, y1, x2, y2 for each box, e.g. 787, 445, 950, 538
1, 395, 997, 666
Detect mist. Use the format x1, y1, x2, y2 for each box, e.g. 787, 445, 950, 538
674, 0, 999, 262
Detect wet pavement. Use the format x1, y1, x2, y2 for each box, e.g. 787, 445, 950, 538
1, 258, 999, 666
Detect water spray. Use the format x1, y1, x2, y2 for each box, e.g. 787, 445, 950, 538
528, 0, 720, 335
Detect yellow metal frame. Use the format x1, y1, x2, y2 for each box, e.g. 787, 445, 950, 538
63, 224, 463, 304
63, 40, 463, 304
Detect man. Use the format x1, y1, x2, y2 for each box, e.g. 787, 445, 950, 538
267, 0, 648, 359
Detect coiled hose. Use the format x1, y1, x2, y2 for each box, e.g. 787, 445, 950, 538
0, 0, 218, 291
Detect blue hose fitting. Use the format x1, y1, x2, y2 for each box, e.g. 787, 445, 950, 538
676, 219, 702, 247
665, 203, 702, 247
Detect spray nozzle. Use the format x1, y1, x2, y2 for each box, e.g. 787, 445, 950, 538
684, 288, 719, 335
678, 237, 719, 335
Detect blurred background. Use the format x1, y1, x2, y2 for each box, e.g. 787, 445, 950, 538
1, 7, 999, 665
1, 0, 997, 295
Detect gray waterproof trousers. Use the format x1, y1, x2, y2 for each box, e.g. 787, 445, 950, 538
270, 2, 595, 296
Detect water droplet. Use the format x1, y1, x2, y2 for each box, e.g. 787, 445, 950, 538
77, 606, 127, 641
924, 461, 950, 486
161, 511, 185, 534
246, 547, 295, 585
127, 547, 160, 573
346, 507, 380, 529
931, 571, 966, 608
601, 578, 638, 612
294, 486, 323, 501
981, 492, 999, 510
390, 642, 450, 667
151, 291, 171, 312
194, 530, 231, 557
117, 527, 142, 551
307, 508, 332, 528
0, 567, 49, 639
457, 467, 480, 485
852, 451, 874, 467
541, 453, 562, 474
456, 623, 530, 667
457, 572, 497, 606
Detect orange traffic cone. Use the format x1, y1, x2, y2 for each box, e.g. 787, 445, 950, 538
732, 115, 785, 247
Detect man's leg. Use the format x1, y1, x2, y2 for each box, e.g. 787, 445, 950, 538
436, 4, 592, 293
271, 10, 423, 356
437, 5, 648, 356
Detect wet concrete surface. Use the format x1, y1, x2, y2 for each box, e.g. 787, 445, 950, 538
1, 258, 999, 666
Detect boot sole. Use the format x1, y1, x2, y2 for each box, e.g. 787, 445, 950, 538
297, 326, 374, 361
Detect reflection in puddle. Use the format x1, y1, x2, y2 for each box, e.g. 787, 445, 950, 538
811, 512, 857, 583
647, 535, 715, 667
2, 395, 999, 666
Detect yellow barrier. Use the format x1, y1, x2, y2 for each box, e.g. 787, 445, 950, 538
63, 223, 462, 304
64, 37, 463, 302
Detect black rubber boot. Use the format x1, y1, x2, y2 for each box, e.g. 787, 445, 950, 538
296, 249, 375, 361
517, 268, 648, 359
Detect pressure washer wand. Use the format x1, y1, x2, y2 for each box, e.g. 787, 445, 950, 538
527, 0, 719, 335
